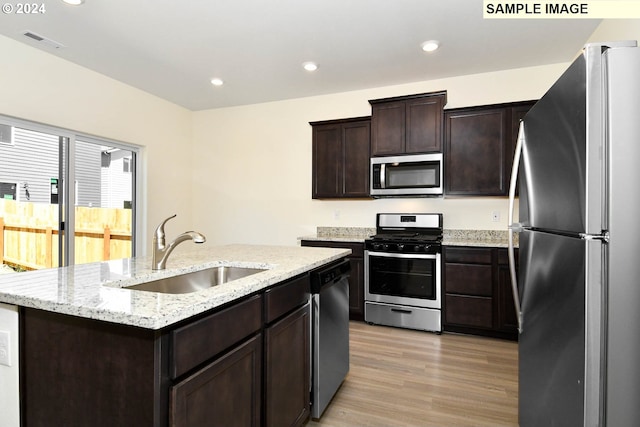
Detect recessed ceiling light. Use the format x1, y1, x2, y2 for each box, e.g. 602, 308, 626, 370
421, 40, 440, 53
210, 78, 224, 86
62, 0, 85, 5
302, 62, 318, 72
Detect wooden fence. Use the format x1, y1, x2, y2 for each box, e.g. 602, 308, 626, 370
0, 199, 131, 270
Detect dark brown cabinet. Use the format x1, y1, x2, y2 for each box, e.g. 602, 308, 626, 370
169, 294, 263, 427
300, 240, 365, 320
444, 101, 535, 196
20, 271, 318, 427
369, 91, 446, 156
171, 334, 262, 427
264, 304, 309, 427
497, 248, 519, 335
311, 117, 371, 198
20, 308, 167, 427
263, 275, 311, 427
443, 246, 518, 340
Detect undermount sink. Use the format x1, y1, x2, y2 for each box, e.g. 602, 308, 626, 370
126, 266, 267, 294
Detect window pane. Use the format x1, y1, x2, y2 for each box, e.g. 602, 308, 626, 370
0, 126, 61, 271
74, 140, 134, 265
1, 116, 139, 272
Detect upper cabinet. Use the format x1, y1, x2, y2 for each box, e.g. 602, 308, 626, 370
311, 116, 371, 199
444, 101, 535, 196
369, 91, 447, 156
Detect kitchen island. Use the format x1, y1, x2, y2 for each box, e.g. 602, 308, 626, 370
0, 244, 350, 427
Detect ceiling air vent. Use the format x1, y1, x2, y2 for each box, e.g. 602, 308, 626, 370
22, 31, 65, 49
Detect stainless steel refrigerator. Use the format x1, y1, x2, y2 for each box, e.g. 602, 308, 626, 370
508, 41, 640, 426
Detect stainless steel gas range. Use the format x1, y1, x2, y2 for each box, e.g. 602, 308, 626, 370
364, 213, 442, 333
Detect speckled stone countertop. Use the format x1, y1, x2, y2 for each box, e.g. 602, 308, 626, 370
443, 229, 518, 248
299, 227, 517, 247
0, 244, 350, 330
299, 226, 377, 243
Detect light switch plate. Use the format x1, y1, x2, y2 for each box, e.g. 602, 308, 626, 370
0, 330, 10, 367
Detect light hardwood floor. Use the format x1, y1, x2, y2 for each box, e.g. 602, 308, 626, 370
306, 321, 518, 427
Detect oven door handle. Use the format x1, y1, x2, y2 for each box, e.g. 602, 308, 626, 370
365, 250, 438, 260
390, 308, 413, 314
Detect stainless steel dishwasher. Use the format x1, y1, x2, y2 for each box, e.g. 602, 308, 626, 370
310, 258, 351, 419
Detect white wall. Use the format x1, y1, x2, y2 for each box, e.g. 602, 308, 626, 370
587, 19, 640, 44
192, 19, 640, 246
0, 34, 194, 254
0, 303, 19, 427
191, 64, 567, 245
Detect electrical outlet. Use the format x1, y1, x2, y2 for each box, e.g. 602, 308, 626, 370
0, 330, 10, 367
491, 211, 501, 222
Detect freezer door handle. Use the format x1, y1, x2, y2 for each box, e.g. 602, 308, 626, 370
507, 121, 525, 333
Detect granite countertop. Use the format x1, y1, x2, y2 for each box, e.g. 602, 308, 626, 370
0, 244, 350, 330
300, 227, 518, 248
443, 229, 518, 248
299, 227, 376, 243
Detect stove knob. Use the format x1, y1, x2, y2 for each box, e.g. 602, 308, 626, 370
382, 244, 390, 251
414, 245, 425, 252
397, 244, 405, 251
372, 243, 383, 251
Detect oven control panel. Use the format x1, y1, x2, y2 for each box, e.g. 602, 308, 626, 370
365, 241, 440, 254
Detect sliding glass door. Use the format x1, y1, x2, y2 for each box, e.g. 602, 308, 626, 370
0, 116, 138, 271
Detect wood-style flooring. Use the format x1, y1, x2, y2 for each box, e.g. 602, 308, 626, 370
306, 321, 518, 427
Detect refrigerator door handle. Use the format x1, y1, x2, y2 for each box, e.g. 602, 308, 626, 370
508, 121, 525, 333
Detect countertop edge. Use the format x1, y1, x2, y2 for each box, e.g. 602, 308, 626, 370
0, 244, 350, 330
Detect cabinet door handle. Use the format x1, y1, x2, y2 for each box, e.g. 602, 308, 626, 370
391, 308, 412, 314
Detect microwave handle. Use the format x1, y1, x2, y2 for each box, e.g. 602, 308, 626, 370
380, 164, 386, 189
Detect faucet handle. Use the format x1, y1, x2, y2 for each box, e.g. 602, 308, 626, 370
154, 214, 177, 241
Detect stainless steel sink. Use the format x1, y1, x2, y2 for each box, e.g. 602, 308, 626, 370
126, 266, 267, 294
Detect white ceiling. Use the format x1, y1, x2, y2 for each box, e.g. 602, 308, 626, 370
0, 0, 601, 111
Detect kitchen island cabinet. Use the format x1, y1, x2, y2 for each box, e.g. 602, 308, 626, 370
21, 279, 309, 427
264, 275, 311, 427
0, 244, 349, 427
369, 91, 447, 156
443, 245, 518, 340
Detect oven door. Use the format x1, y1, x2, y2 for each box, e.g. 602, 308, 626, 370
364, 251, 441, 309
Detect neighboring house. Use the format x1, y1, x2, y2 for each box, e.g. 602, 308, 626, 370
0, 125, 132, 208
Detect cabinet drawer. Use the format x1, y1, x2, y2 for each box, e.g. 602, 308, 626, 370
444, 247, 492, 264
445, 263, 492, 296
264, 274, 310, 324
171, 294, 262, 379
445, 295, 493, 329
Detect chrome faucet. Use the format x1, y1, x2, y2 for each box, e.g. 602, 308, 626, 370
152, 214, 206, 270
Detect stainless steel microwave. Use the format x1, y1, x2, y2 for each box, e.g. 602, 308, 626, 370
370, 153, 443, 197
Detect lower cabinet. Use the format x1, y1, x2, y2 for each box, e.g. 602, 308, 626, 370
443, 246, 518, 340
171, 334, 263, 427
264, 304, 310, 427
20, 271, 314, 427
300, 240, 364, 320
